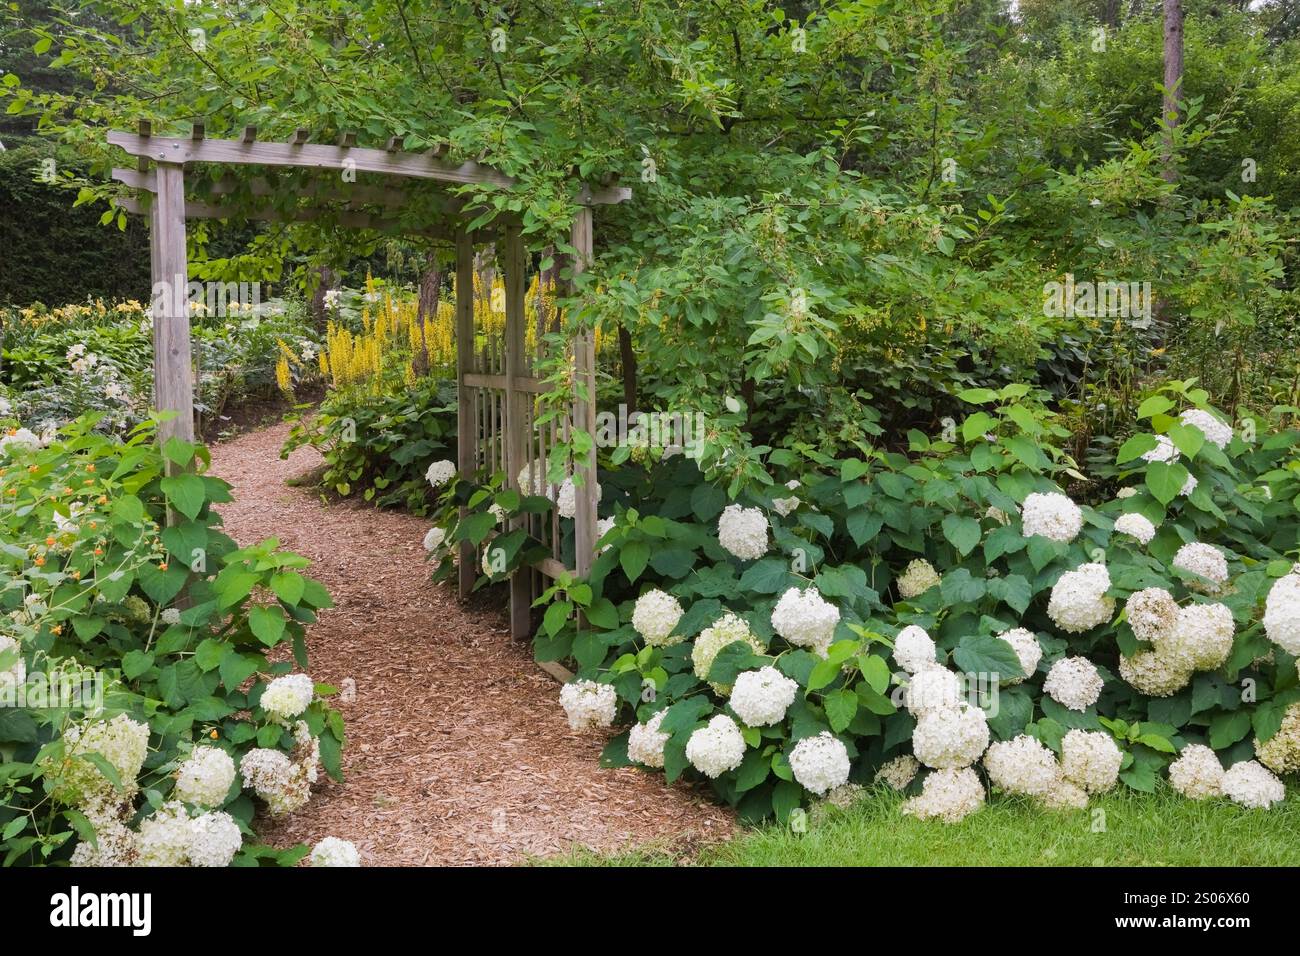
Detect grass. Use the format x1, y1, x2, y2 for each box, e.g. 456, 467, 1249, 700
548, 784, 1300, 867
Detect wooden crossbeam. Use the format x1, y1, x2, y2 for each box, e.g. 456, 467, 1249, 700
111, 167, 431, 210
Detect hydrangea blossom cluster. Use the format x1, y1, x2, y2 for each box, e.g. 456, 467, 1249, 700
559, 679, 617, 731
983, 735, 1060, 797
897, 559, 941, 599
423, 526, 446, 552
1042, 656, 1103, 712
901, 767, 985, 823
425, 459, 456, 488
1255, 702, 1300, 775
311, 837, 362, 867
133, 801, 242, 867
1154, 602, 1234, 672
1179, 409, 1232, 450
903, 666, 963, 717
627, 710, 670, 768
1171, 542, 1229, 594
729, 667, 798, 727
1221, 760, 1285, 809
998, 628, 1042, 684
174, 746, 237, 807
239, 747, 314, 817
0, 427, 40, 455
186, 811, 243, 867
692, 613, 765, 693
1167, 744, 1225, 799
1060, 729, 1121, 793
771, 480, 802, 517
1119, 649, 1192, 698
1142, 434, 1179, 463
1125, 588, 1179, 642
717, 504, 768, 560
685, 714, 746, 778
1263, 573, 1300, 654
631, 589, 684, 647
873, 754, 919, 790
771, 587, 839, 657
892, 625, 936, 675
1047, 563, 1114, 634
1020, 491, 1083, 543
1113, 512, 1156, 545
56, 713, 151, 805
788, 732, 851, 795
911, 701, 990, 770
261, 673, 314, 722
69, 796, 138, 867
556, 477, 602, 519
0, 634, 25, 693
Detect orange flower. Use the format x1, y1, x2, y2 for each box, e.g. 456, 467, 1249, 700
83, 479, 93, 486
85, 464, 95, 473
158, 563, 168, 572
93, 547, 103, 556
209, 729, 219, 739
45, 536, 55, 546
34, 556, 45, 567
51, 625, 62, 635
71, 570, 81, 580
97, 496, 107, 505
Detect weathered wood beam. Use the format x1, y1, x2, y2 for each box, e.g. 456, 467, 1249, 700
455, 230, 477, 601
151, 163, 195, 448
503, 222, 531, 640
569, 206, 598, 576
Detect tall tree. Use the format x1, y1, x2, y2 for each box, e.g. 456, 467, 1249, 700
1162, 0, 1185, 182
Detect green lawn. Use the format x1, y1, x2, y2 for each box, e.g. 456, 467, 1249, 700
549, 785, 1300, 867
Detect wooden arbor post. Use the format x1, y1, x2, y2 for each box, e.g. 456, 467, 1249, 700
455, 230, 477, 600
502, 222, 532, 638
150, 162, 195, 447
569, 207, 598, 579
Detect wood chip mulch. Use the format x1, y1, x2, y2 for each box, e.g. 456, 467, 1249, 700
207, 421, 734, 866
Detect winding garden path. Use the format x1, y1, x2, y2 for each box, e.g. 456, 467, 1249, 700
208, 421, 732, 865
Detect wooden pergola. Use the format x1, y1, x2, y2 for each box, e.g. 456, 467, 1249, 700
108, 123, 628, 651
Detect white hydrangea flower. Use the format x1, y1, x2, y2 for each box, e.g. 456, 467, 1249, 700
516, 460, 549, 497
0, 427, 41, 455
239, 748, 312, 816
1118, 649, 1192, 697
57, 713, 150, 804
423, 526, 446, 552
260, 673, 314, 721
425, 459, 456, 488
1142, 434, 1179, 463
685, 714, 746, 778
1155, 602, 1234, 672
788, 732, 851, 796
771, 586, 840, 657
1114, 512, 1156, 545
903, 666, 963, 717
911, 702, 989, 769
1263, 574, 1300, 655
135, 801, 194, 867
892, 625, 936, 675
1060, 729, 1122, 794
1179, 409, 1232, 450
982, 734, 1061, 796
1172, 542, 1229, 594
998, 628, 1042, 684
1115, 486, 1138, 500
1125, 587, 1178, 642
559, 680, 617, 731
174, 746, 236, 807
0, 634, 26, 694
1221, 760, 1285, 809
901, 767, 985, 823
771, 480, 802, 517
595, 516, 616, 552
187, 811, 242, 867
1042, 656, 1103, 712
1255, 702, 1300, 775
1180, 473, 1198, 497
897, 559, 941, 599
729, 667, 798, 727
874, 754, 920, 790
1038, 778, 1089, 810
692, 613, 765, 693
631, 589, 684, 647
556, 477, 603, 519
717, 503, 768, 560
627, 710, 670, 768
1168, 744, 1225, 799
311, 836, 362, 867
1046, 563, 1114, 633
1020, 491, 1083, 543
70, 796, 137, 867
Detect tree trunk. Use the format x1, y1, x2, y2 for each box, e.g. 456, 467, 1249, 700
1161, 0, 1185, 183
309, 265, 335, 333
618, 325, 637, 413
415, 251, 441, 374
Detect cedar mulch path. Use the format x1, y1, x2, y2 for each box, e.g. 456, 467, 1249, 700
207, 421, 733, 866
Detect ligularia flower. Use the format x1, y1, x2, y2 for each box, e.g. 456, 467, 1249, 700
425, 459, 456, 488
1255, 702, 1300, 775
627, 710, 670, 768
631, 589, 684, 647
788, 732, 851, 796
311, 837, 362, 867
903, 666, 963, 717
1042, 656, 1103, 712
1125, 587, 1178, 642
1142, 434, 1179, 463
998, 628, 1042, 684
1179, 408, 1232, 450
1113, 512, 1156, 545
874, 754, 920, 790
423, 526, 446, 552
1221, 760, 1285, 810
771, 587, 840, 657
983, 735, 1060, 796
897, 559, 941, 599
901, 767, 985, 823
1172, 542, 1229, 594
1155, 602, 1234, 671
892, 625, 936, 675
1167, 744, 1224, 799
1060, 729, 1122, 794
559, 680, 617, 731
1118, 649, 1192, 697
692, 613, 765, 693
261, 673, 314, 721
911, 702, 989, 769
1263, 574, 1300, 655
717, 504, 768, 560
685, 714, 746, 778
174, 746, 236, 807
187, 811, 243, 867
1047, 563, 1114, 634
729, 667, 798, 727
1020, 491, 1083, 543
